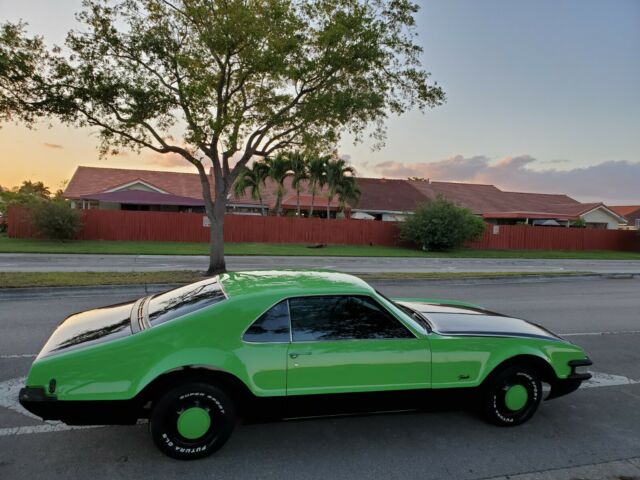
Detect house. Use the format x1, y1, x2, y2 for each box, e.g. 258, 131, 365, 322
63, 166, 626, 229
64, 166, 208, 213
610, 206, 640, 229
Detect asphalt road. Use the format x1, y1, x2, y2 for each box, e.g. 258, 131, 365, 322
2, 252, 640, 274
1, 277, 639, 479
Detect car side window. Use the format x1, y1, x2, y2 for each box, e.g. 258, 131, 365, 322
289, 295, 414, 342
243, 300, 290, 343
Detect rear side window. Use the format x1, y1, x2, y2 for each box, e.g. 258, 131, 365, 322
243, 300, 290, 343
289, 295, 414, 341
148, 277, 226, 326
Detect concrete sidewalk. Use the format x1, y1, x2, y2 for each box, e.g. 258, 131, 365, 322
2, 252, 640, 274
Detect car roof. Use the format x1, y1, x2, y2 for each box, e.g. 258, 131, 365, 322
218, 270, 374, 298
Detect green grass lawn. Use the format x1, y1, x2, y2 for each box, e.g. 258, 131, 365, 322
0, 271, 592, 288
1, 235, 639, 260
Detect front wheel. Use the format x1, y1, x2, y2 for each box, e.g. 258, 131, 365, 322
150, 382, 236, 460
482, 365, 542, 426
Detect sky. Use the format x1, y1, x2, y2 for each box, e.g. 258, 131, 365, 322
0, 0, 638, 203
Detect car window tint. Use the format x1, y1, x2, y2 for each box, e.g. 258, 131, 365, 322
243, 300, 290, 342
148, 277, 226, 326
290, 295, 413, 341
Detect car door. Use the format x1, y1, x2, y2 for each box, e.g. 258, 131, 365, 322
286, 295, 431, 396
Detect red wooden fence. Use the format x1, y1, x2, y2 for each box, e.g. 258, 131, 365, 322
467, 224, 639, 251
7, 207, 401, 246
8, 206, 640, 251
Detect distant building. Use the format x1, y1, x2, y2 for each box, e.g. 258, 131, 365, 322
610, 206, 640, 229
64, 166, 626, 229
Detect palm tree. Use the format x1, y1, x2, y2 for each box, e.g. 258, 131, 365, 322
287, 151, 308, 216
336, 174, 361, 216
325, 158, 357, 219
233, 161, 269, 215
307, 154, 328, 217
264, 153, 292, 216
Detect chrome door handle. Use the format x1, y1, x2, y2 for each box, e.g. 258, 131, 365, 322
289, 352, 312, 359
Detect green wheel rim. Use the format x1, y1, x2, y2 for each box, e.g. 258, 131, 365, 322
177, 407, 211, 440
504, 384, 528, 411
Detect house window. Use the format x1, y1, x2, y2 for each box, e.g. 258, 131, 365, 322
635, 219, 640, 229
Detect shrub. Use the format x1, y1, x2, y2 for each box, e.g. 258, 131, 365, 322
400, 197, 486, 251
31, 200, 82, 240
570, 218, 587, 228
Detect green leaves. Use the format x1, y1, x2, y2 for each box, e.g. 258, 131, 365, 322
31, 200, 83, 241
0, 0, 443, 172
400, 197, 486, 251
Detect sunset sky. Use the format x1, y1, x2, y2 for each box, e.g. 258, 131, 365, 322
1, 0, 638, 203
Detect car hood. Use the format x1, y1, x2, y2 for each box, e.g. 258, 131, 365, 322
395, 299, 563, 342
37, 301, 134, 359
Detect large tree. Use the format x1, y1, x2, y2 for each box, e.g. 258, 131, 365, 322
0, 0, 445, 274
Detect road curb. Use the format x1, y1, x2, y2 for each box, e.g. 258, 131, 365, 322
0, 283, 182, 299
0, 273, 638, 298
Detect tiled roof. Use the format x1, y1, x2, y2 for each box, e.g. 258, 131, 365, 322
65, 165, 615, 220
281, 194, 339, 209
65, 166, 210, 199
353, 178, 426, 212
410, 180, 507, 213
610, 205, 640, 217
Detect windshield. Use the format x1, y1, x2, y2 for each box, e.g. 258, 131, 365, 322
148, 277, 226, 326
375, 290, 432, 333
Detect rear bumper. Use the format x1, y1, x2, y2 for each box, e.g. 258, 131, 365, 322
547, 358, 593, 400
19, 387, 140, 425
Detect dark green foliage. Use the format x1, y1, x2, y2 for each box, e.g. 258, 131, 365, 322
570, 218, 587, 228
400, 197, 486, 251
31, 201, 82, 241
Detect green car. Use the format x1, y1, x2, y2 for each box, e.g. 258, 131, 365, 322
20, 271, 591, 460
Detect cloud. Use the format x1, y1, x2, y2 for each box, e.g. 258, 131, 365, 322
43, 142, 64, 149
371, 155, 640, 204
375, 155, 490, 180
143, 148, 215, 169
145, 151, 187, 168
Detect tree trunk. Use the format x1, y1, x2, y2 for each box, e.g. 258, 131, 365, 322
207, 211, 225, 275
275, 190, 283, 216
326, 197, 330, 219
296, 189, 300, 216
309, 191, 315, 216
205, 177, 228, 276
258, 192, 265, 216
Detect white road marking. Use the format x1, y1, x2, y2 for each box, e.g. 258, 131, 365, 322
0, 353, 37, 359
0, 376, 102, 437
0, 370, 636, 437
581, 372, 639, 389
0, 376, 39, 419
0, 424, 99, 437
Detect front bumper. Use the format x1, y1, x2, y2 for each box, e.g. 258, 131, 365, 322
547, 358, 593, 400
19, 387, 140, 425
19, 387, 57, 419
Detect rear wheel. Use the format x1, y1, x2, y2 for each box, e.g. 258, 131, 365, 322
482, 365, 542, 426
150, 382, 235, 460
